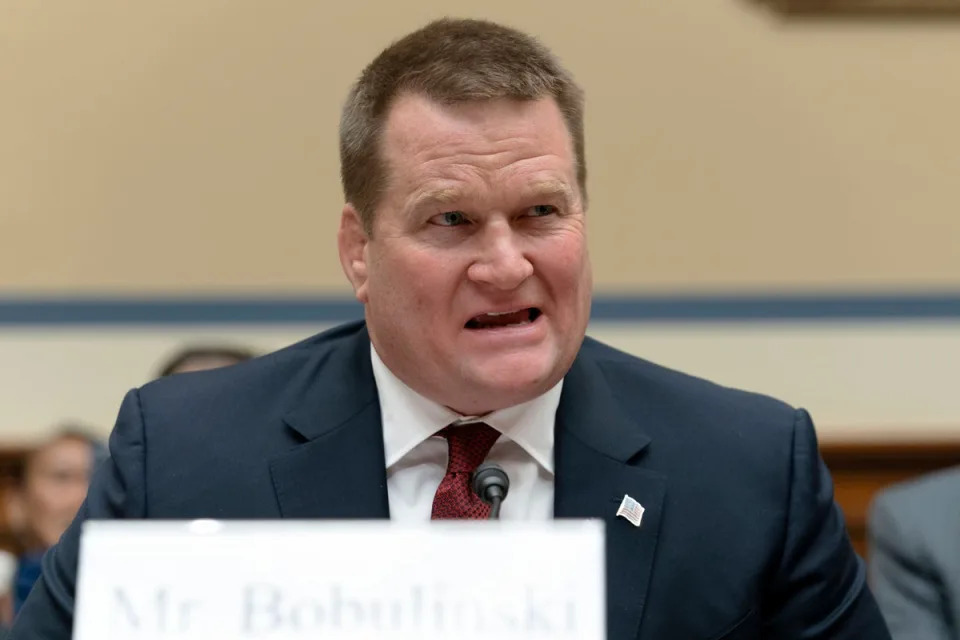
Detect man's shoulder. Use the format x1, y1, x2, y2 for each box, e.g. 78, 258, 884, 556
575, 338, 811, 532
578, 335, 797, 426
872, 465, 960, 516
136, 320, 368, 421
869, 465, 960, 564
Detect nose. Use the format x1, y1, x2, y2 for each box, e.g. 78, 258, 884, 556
466, 221, 534, 291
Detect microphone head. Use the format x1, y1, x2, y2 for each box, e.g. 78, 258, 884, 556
471, 462, 510, 504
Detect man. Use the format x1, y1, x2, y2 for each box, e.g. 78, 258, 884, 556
14, 18, 890, 639
868, 467, 960, 640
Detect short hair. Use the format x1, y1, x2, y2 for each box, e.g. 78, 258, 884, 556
339, 18, 586, 234
157, 345, 255, 377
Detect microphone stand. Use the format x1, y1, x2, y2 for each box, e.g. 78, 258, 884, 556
471, 463, 510, 520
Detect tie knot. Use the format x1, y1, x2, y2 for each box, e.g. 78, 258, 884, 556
436, 422, 501, 474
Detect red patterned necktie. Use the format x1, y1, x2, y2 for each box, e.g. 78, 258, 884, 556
431, 422, 501, 519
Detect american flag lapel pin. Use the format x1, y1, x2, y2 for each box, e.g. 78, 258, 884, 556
616, 494, 645, 527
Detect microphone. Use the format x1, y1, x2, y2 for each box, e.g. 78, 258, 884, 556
471, 463, 510, 520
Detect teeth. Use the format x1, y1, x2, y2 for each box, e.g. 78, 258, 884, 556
465, 308, 538, 330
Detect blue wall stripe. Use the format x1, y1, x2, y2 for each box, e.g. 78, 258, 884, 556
2, 293, 960, 325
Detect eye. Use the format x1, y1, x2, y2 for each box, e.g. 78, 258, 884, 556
528, 204, 558, 217
430, 211, 468, 226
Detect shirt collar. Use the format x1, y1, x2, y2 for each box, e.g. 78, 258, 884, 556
371, 344, 560, 474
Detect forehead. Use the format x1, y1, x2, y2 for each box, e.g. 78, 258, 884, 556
379, 93, 577, 195
27, 438, 91, 473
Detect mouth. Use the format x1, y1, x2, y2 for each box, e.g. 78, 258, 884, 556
465, 307, 542, 330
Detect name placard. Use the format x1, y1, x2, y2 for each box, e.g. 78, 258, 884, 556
74, 520, 605, 640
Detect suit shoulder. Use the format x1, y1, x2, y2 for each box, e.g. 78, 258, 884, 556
577, 339, 809, 538
873, 465, 960, 514
580, 336, 797, 428
136, 320, 366, 419
869, 466, 960, 561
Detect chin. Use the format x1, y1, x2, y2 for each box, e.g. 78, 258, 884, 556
467, 356, 558, 401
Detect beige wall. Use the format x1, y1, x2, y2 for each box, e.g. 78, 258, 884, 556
2, 1, 959, 294
3, 322, 960, 444
2, 3, 959, 444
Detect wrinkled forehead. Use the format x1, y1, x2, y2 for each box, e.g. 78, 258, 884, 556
378, 93, 579, 201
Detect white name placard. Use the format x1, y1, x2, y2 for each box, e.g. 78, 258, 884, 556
74, 520, 605, 640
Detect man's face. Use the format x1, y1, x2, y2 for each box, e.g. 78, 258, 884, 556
339, 94, 592, 415
21, 437, 93, 549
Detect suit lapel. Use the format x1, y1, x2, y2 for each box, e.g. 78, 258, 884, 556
555, 347, 666, 640
269, 325, 390, 519
266, 326, 666, 635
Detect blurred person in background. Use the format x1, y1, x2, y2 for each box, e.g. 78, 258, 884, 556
0, 553, 14, 634
1, 427, 105, 624
156, 345, 255, 377
868, 467, 960, 640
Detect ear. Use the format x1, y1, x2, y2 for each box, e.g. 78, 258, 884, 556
338, 203, 371, 304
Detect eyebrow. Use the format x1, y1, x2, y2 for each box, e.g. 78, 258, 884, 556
521, 180, 576, 206
409, 180, 576, 213
410, 188, 464, 212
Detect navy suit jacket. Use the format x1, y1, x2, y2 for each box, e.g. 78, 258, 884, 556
14, 321, 890, 639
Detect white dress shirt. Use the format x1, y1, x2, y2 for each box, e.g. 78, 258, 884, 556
370, 345, 560, 521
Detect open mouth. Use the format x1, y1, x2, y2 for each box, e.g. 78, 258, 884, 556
465, 308, 542, 330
